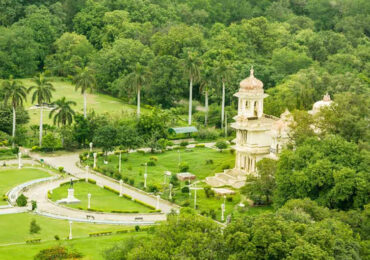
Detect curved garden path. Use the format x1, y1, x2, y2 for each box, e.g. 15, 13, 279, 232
14, 152, 180, 224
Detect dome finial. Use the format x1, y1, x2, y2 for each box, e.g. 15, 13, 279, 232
250, 66, 254, 77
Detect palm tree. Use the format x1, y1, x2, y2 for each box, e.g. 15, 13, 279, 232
199, 75, 212, 126
214, 60, 234, 129
29, 73, 55, 147
124, 63, 151, 118
49, 97, 76, 146
73, 67, 96, 118
183, 51, 202, 125
2, 79, 27, 147
49, 97, 76, 126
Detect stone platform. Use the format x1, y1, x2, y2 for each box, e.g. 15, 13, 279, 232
205, 169, 248, 189
56, 188, 81, 204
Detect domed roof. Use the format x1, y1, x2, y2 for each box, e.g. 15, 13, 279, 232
309, 93, 333, 115
240, 68, 263, 91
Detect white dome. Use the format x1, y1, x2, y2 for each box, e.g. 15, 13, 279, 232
311, 93, 333, 114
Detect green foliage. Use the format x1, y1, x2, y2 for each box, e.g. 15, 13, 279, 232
274, 135, 369, 210
181, 186, 189, 193
179, 162, 189, 172
29, 219, 41, 234
34, 245, 82, 260
16, 194, 27, 207
215, 140, 228, 151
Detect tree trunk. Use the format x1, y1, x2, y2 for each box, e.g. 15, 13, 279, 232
188, 76, 193, 125
221, 81, 225, 129
12, 106, 16, 148
39, 107, 43, 147
205, 89, 209, 126
83, 92, 87, 118
137, 85, 141, 117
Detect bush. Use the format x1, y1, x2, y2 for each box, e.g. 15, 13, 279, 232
133, 199, 156, 210
226, 196, 233, 202
31, 200, 37, 210
209, 209, 217, 219
89, 231, 112, 237
135, 225, 140, 232
197, 128, 219, 140
229, 148, 235, 154
54, 235, 60, 241
180, 141, 189, 147
215, 140, 228, 151
167, 141, 174, 146
103, 185, 119, 195
137, 150, 146, 155
34, 245, 82, 259
195, 144, 205, 148
204, 186, 215, 198
129, 178, 135, 185
179, 162, 189, 172
222, 164, 231, 170
147, 161, 156, 166
111, 210, 139, 213
113, 172, 122, 180
149, 156, 158, 161
182, 200, 190, 207
2, 195, 8, 201
205, 159, 214, 165
58, 166, 64, 173
16, 194, 27, 207
148, 184, 159, 193
181, 186, 190, 193
87, 178, 96, 184
26, 238, 41, 244
30, 219, 41, 234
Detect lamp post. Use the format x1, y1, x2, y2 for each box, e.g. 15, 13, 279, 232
118, 152, 122, 173
85, 165, 89, 182
93, 153, 97, 169
119, 179, 123, 197
164, 171, 171, 184
87, 193, 91, 209
89, 142, 93, 152
190, 186, 202, 210
169, 183, 173, 200
156, 195, 160, 210
144, 163, 147, 188
69, 221, 73, 240
221, 203, 225, 222
18, 152, 22, 169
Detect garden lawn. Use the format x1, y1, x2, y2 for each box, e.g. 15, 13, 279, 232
0, 234, 150, 260
20, 78, 146, 125
0, 213, 136, 245
89, 147, 235, 190
50, 181, 153, 213
0, 168, 50, 205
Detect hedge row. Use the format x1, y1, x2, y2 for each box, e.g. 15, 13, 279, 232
103, 185, 120, 195
89, 231, 112, 237
87, 178, 96, 184
111, 210, 139, 213
26, 238, 41, 244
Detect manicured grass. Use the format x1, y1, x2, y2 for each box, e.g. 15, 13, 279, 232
0, 227, 150, 260
88, 147, 235, 190
50, 181, 153, 213
0, 168, 51, 205
0, 213, 135, 245
19, 78, 147, 125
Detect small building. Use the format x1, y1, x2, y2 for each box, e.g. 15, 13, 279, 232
176, 172, 196, 181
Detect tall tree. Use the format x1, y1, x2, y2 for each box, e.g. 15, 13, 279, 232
123, 63, 151, 117
183, 51, 201, 125
214, 60, 233, 129
49, 97, 76, 126
199, 76, 212, 126
49, 97, 76, 147
2, 79, 27, 147
29, 73, 55, 147
73, 67, 96, 118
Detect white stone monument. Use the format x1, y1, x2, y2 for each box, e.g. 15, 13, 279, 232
69, 220, 73, 239
56, 179, 81, 204
93, 153, 97, 169
87, 193, 91, 209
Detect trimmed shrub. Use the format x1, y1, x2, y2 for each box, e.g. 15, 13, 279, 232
182, 200, 190, 207
16, 194, 27, 207
58, 166, 64, 173
87, 178, 96, 184
89, 231, 112, 237
179, 162, 189, 172
103, 185, 120, 195
205, 159, 214, 165
215, 140, 228, 151
229, 148, 235, 154
31, 200, 37, 210
222, 164, 231, 170
135, 225, 140, 232
129, 179, 135, 185
2, 195, 8, 201
195, 144, 205, 148
111, 210, 139, 213
149, 156, 158, 161
204, 186, 215, 198
226, 196, 233, 202
26, 238, 41, 244
147, 161, 156, 166
54, 235, 60, 241
148, 184, 159, 192
133, 199, 156, 210
180, 141, 189, 147
181, 186, 190, 193
30, 219, 41, 234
